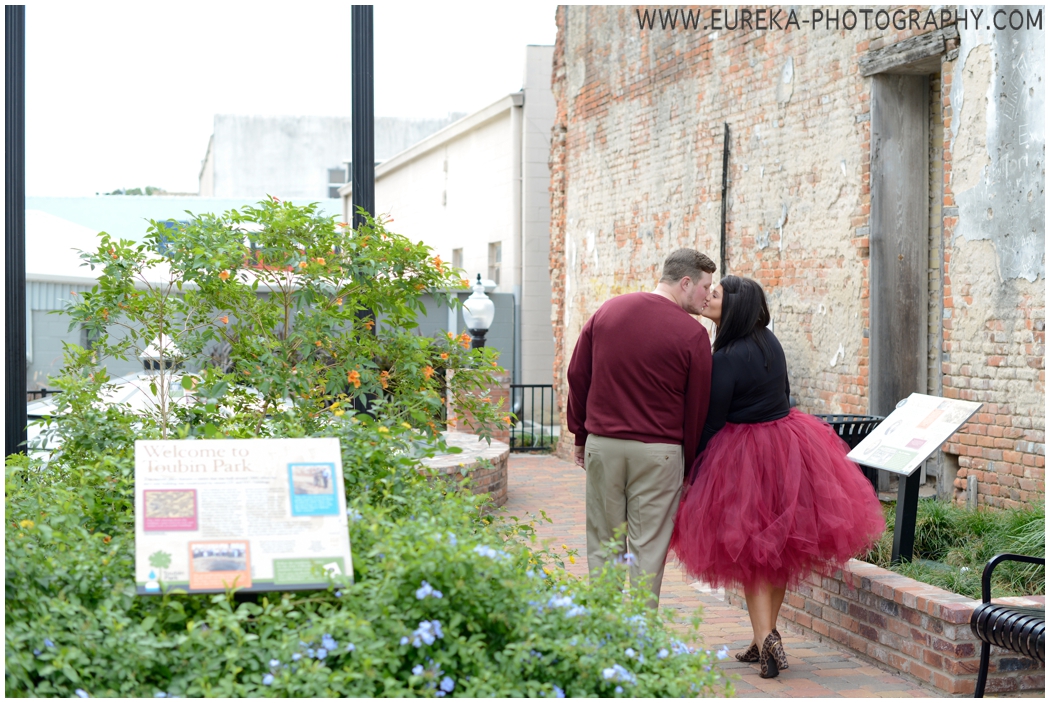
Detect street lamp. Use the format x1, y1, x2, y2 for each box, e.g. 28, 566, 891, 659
461, 274, 495, 349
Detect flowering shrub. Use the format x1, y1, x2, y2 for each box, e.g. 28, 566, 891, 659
7, 200, 731, 697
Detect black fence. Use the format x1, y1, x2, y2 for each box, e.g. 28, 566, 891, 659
509, 384, 557, 452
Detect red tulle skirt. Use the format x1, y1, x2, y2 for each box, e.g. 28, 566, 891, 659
669, 408, 886, 590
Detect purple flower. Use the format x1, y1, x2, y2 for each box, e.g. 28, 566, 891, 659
439, 676, 455, 693
75, 690, 89, 698
262, 673, 274, 686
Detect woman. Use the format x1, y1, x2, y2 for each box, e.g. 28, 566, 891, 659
670, 276, 885, 678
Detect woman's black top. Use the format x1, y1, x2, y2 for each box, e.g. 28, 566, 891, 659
698, 327, 791, 452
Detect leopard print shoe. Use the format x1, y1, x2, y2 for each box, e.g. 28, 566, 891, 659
770, 629, 789, 670
735, 642, 760, 662
759, 633, 781, 679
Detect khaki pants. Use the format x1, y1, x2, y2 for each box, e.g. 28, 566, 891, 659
584, 435, 684, 607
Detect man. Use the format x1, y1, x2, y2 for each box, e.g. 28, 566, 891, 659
566, 248, 715, 606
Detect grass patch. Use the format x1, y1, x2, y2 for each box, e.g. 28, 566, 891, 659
862, 500, 1045, 600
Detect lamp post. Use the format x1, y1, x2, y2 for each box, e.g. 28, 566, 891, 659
461, 274, 495, 349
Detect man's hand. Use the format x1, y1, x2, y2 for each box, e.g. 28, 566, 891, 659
574, 445, 585, 469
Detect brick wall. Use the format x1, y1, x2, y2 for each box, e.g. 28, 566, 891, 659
548, 6, 1044, 507
723, 560, 1044, 696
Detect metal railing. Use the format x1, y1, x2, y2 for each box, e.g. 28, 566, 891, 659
509, 384, 557, 452
26, 387, 61, 402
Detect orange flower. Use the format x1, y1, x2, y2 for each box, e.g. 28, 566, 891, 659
363, 319, 375, 331
503, 416, 513, 425
315, 257, 326, 265
423, 366, 434, 380
440, 353, 449, 360
298, 261, 308, 269
335, 297, 343, 306
337, 222, 350, 228
218, 270, 230, 281
219, 315, 229, 324
447, 332, 455, 340
315, 340, 323, 347
100, 308, 109, 320
433, 255, 443, 271
347, 370, 361, 388
102, 535, 112, 544
379, 370, 390, 389
271, 195, 281, 202
460, 279, 470, 288
458, 332, 471, 349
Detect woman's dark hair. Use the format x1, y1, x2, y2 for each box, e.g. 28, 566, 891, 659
712, 275, 773, 367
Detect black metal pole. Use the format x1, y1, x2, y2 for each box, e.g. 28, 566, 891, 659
6, 5, 27, 458
351, 5, 374, 231
719, 122, 730, 275
350, 5, 375, 417
891, 468, 921, 563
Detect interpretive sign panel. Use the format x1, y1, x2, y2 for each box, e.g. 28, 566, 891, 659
848, 393, 982, 476
134, 438, 352, 595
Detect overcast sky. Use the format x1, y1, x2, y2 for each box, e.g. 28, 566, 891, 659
24, 0, 559, 197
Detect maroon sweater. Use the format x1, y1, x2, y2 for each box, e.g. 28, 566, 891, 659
566, 292, 713, 469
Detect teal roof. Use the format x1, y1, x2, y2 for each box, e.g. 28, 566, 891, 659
26, 196, 344, 243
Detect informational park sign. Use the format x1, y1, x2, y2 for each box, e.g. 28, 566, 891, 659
134, 438, 352, 594
848, 393, 982, 476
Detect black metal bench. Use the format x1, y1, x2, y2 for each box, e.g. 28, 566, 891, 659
969, 553, 1045, 697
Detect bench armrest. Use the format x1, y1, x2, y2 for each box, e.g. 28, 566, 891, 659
981, 553, 1046, 604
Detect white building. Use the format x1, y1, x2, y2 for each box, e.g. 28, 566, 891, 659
344, 45, 557, 387
199, 114, 464, 200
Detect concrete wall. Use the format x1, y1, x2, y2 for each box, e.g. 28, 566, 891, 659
549, 7, 1043, 508
199, 115, 463, 199
520, 46, 559, 386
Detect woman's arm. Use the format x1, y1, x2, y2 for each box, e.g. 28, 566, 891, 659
698, 352, 733, 452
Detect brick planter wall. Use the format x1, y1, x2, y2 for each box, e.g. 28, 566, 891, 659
420, 432, 510, 508
724, 559, 1044, 696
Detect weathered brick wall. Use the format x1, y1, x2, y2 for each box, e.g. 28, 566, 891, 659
548, 6, 1044, 506
938, 24, 1046, 509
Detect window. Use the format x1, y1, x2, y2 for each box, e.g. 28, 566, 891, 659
328, 165, 348, 198
488, 242, 502, 286
452, 248, 463, 271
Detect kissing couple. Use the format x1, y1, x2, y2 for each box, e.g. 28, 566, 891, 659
567, 248, 885, 679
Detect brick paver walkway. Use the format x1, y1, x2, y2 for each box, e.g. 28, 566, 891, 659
504, 454, 942, 698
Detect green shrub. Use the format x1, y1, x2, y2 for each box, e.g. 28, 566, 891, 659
6, 427, 730, 697
7, 201, 730, 698
863, 499, 1045, 599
